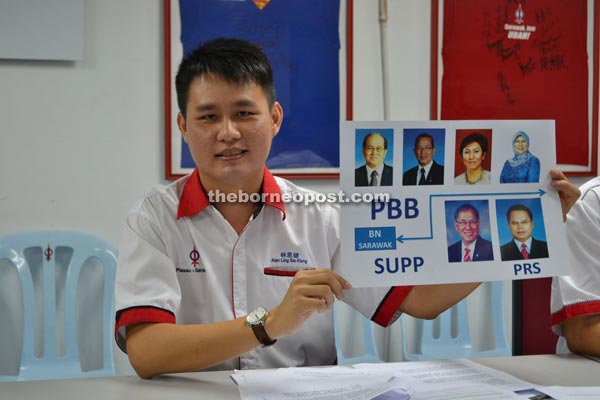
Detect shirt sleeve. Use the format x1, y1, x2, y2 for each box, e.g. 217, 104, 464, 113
550, 182, 600, 338
528, 156, 540, 182
114, 200, 181, 353
500, 160, 510, 183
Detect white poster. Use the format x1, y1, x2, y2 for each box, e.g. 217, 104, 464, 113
339, 120, 568, 287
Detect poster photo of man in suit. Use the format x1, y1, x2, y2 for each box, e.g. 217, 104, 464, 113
354, 130, 394, 187
497, 200, 549, 261
402, 130, 445, 186
446, 200, 494, 263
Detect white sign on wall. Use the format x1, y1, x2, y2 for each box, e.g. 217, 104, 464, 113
0, 0, 84, 61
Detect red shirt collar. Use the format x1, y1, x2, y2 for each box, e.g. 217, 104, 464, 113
177, 167, 286, 219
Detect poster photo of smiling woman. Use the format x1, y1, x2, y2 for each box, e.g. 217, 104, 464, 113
454, 129, 493, 185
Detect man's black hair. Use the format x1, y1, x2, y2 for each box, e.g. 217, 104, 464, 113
506, 204, 533, 221
175, 38, 276, 117
454, 203, 480, 221
414, 133, 435, 149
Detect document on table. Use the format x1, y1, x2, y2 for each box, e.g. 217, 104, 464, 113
231, 359, 533, 400
352, 359, 532, 390
354, 359, 531, 399
231, 366, 412, 400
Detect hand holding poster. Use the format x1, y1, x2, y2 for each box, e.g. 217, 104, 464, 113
340, 120, 568, 287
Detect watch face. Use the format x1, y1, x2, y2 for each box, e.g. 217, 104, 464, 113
247, 307, 267, 325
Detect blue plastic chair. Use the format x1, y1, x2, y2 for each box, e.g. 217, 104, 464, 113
401, 281, 511, 361
0, 231, 117, 381
333, 301, 384, 365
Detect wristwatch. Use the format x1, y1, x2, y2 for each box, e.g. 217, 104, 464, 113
246, 306, 277, 347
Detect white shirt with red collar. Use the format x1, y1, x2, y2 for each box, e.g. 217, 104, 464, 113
115, 167, 412, 370
551, 176, 600, 353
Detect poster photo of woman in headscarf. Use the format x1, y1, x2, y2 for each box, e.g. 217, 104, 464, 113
499, 131, 541, 183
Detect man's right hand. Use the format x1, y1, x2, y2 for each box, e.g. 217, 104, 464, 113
266, 269, 352, 339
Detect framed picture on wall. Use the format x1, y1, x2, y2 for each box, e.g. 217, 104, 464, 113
430, 0, 599, 176
164, 0, 353, 180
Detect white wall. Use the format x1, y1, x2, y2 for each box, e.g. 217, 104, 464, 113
0, 0, 164, 246
0, 0, 596, 375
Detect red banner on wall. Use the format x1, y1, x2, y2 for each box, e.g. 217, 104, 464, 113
440, 0, 589, 167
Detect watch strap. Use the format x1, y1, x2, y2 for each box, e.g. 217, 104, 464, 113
251, 323, 277, 347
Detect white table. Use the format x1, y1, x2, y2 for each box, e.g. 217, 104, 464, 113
1, 354, 597, 400
476, 353, 599, 386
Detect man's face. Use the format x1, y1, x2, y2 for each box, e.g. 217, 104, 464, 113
455, 209, 480, 245
177, 74, 282, 190
508, 209, 534, 242
414, 136, 435, 166
362, 134, 387, 169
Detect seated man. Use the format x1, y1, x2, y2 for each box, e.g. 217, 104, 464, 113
115, 38, 480, 378
551, 174, 600, 357
500, 204, 549, 261
115, 40, 585, 378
